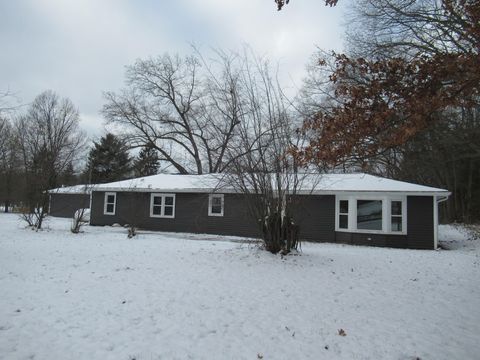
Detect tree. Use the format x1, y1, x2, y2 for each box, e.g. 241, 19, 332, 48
393, 107, 480, 223
16, 90, 85, 229
298, 1, 479, 166
133, 145, 160, 177
294, 0, 479, 223
0, 118, 21, 212
86, 133, 131, 183
220, 51, 312, 254
275, 0, 338, 10
102, 50, 244, 174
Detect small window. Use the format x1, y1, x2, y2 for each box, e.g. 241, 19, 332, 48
357, 200, 382, 231
208, 194, 224, 217
104, 192, 116, 215
391, 200, 403, 232
338, 200, 348, 229
150, 194, 175, 218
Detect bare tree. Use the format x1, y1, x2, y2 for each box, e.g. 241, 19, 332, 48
220, 51, 314, 254
0, 117, 21, 212
0, 90, 23, 212
16, 90, 86, 229
344, 0, 476, 60
102, 51, 245, 174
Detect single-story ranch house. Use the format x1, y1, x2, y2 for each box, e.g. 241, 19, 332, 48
49, 173, 450, 249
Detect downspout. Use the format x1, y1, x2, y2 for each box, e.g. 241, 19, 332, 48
434, 195, 450, 249
88, 191, 93, 226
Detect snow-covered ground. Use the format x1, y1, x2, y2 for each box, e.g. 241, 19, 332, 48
1, 214, 479, 360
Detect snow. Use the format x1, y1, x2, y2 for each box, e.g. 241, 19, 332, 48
439, 224, 480, 251
48, 184, 92, 194
1, 213, 478, 360
91, 172, 449, 195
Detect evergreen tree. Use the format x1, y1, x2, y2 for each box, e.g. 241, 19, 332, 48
86, 133, 131, 183
59, 162, 76, 186
133, 145, 160, 177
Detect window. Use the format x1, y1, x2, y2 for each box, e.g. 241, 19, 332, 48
336, 195, 406, 234
357, 200, 383, 231
104, 192, 116, 215
338, 200, 349, 229
391, 200, 403, 232
208, 194, 224, 217
150, 193, 175, 218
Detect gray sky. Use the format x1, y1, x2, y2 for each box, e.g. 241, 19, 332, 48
0, 0, 346, 139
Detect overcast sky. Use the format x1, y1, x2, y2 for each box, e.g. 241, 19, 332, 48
0, 0, 347, 139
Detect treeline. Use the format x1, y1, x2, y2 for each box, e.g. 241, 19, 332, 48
1, 0, 478, 225
0, 91, 160, 223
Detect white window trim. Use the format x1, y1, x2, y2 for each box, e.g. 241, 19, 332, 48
150, 193, 176, 218
208, 194, 224, 217
104, 192, 116, 215
335, 194, 407, 235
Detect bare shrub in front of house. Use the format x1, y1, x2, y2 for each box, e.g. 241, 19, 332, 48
71, 207, 90, 234
219, 50, 317, 254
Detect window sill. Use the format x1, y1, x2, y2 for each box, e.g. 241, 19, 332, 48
150, 215, 175, 219
336, 228, 406, 236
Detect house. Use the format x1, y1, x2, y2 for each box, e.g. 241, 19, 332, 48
85, 173, 450, 250
48, 185, 92, 218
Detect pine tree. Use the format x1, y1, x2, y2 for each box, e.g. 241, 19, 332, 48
86, 133, 131, 183
59, 162, 76, 186
133, 145, 160, 177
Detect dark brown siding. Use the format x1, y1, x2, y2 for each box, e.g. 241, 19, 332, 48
90, 191, 260, 238
335, 232, 408, 248
90, 191, 436, 249
291, 195, 336, 242
407, 196, 434, 249
49, 193, 90, 218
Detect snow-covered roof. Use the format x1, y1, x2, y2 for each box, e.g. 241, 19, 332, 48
91, 173, 449, 195
48, 184, 93, 194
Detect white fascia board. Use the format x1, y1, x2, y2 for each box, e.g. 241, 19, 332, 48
91, 188, 451, 197
92, 187, 235, 194
303, 190, 452, 197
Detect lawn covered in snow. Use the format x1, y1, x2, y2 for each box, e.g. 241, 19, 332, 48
0, 214, 479, 360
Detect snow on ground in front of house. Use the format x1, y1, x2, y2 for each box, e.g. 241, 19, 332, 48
1, 214, 479, 360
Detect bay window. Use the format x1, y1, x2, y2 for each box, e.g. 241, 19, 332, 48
336, 195, 406, 234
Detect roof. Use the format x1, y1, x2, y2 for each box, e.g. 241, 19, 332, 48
89, 173, 449, 195
48, 184, 93, 194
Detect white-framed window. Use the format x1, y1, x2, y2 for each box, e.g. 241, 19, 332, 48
208, 194, 224, 217
338, 199, 349, 229
150, 193, 175, 218
335, 195, 407, 234
356, 199, 383, 231
104, 192, 116, 215
390, 200, 403, 232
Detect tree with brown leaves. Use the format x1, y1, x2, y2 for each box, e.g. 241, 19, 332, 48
297, 0, 479, 167
275, 0, 338, 11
